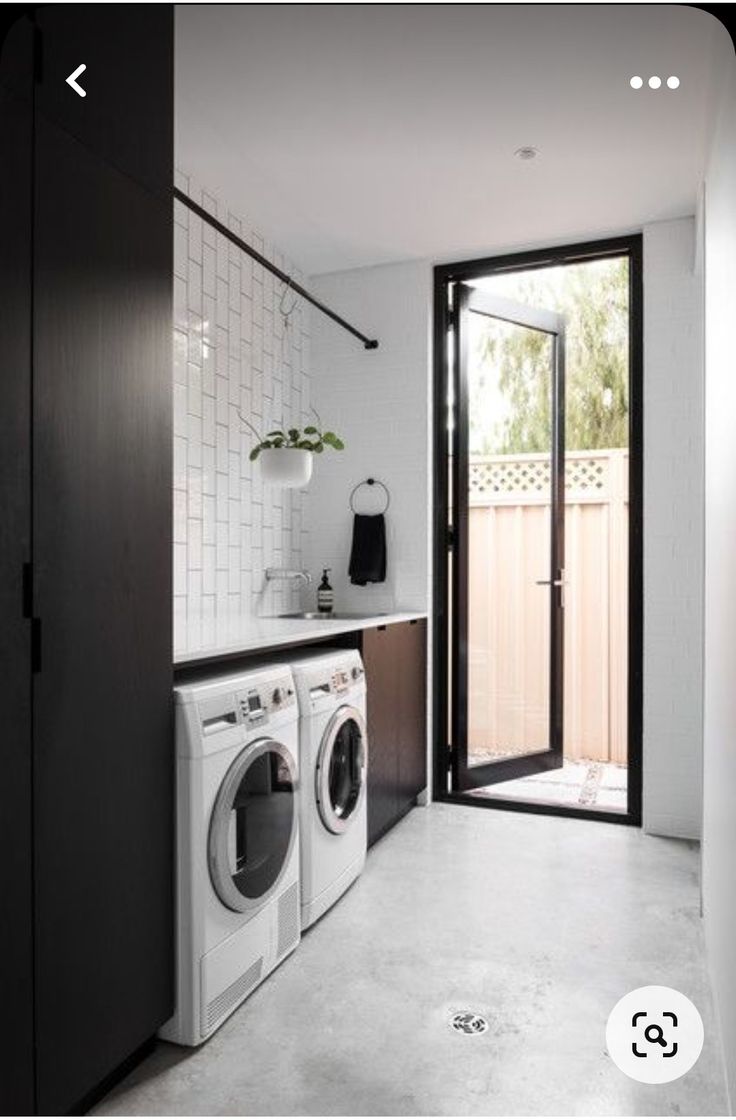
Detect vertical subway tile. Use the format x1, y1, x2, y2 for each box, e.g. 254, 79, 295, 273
188, 363, 202, 417
173, 329, 188, 385
174, 383, 188, 437
188, 214, 203, 265
173, 173, 309, 646
202, 546, 216, 594
187, 416, 202, 466
187, 518, 202, 570
174, 543, 187, 595
173, 436, 188, 490
202, 445, 216, 495
202, 395, 216, 447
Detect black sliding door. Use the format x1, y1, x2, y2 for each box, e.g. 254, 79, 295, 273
1, 7, 174, 1113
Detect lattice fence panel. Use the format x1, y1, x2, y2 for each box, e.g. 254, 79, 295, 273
469, 452, 620, 501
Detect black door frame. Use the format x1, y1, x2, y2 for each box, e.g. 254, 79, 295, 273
453, 285, 567, 791
433, 233, 643, 826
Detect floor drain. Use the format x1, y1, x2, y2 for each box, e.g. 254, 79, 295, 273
450, 1011, 489, 1036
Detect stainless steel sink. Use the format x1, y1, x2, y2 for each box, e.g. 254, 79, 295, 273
277, 611, 387, 621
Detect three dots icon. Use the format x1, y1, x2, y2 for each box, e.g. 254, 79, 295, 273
630, 75, 680, 90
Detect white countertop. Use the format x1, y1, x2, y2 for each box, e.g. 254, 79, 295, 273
174, 610, 428, 665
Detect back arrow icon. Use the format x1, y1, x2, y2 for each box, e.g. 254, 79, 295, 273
66, 64, 86, 97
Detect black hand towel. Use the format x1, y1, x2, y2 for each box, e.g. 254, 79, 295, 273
349, 514, 387, 586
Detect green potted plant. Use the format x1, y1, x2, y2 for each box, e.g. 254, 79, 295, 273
239, 409, 345, 487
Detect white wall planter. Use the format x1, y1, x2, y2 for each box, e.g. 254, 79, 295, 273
258, 447, 313, 488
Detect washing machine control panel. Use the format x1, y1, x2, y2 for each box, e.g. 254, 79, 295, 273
194, 673, 296, 741
307, 658, 365, 702
235, 675, 295, 727
331, 669, 350, 693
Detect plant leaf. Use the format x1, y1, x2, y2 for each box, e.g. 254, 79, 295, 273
332, 437, 345, 450
249, 447, 261, 461
314, 442, 324, 453
304, 425, 318, 435
288, 428, 299, 442
266, 430, 285, 438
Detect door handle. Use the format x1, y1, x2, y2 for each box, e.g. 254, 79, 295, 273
535, 570, 567, 607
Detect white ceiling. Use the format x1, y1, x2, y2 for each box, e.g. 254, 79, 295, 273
175, 4, 721, 275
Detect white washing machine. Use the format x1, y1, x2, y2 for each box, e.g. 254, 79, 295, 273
289, 648, 368, 929
160, 664, 300, 1046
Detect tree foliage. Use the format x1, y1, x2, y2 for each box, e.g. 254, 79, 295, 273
469, 258, 629, 455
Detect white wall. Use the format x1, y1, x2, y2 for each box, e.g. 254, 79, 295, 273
305, 261, 432, 616
702, 28, 736, 1110
173, 171, 311, 654
642, 218, 704, 838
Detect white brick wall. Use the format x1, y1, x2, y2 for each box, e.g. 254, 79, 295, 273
643, 217, 704, 838
173, 171, 310, 654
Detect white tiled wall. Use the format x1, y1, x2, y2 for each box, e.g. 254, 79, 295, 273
173, 171, 310, 653
643, 217, 704, 839
306, 260, 432, 614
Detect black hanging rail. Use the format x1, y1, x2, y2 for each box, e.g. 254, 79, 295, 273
173, 187, 379, 350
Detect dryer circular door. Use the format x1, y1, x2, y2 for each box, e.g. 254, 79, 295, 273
315, 705, 367, 835
208, 738, 298, 913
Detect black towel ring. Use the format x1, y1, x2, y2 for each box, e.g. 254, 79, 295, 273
349, 477, 391, 515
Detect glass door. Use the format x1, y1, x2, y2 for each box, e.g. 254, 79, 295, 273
451, 285, 566, 791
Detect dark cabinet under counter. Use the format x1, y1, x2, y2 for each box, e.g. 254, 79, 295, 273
361, 619, 427, 846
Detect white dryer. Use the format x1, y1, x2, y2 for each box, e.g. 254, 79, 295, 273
290, 648, 368, 930
160, 664, 300, 1046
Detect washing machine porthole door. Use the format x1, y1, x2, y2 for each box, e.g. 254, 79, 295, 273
316, 706, 367, 835
208, 738, 297, 913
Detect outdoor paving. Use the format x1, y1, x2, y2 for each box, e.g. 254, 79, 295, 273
473, 760, 628, 811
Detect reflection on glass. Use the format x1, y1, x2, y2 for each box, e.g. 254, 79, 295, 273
226, 750, 293, 899
328, 720, 363, 821
467, 315, 553, 766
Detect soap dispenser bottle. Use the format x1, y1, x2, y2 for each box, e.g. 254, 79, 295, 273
317, 568, 334, 614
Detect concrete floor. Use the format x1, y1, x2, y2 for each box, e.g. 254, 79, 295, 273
95, 804, 727, 1116
475, 760, 628, 812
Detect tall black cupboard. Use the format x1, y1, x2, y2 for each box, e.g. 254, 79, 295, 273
0, 8, 174, 1114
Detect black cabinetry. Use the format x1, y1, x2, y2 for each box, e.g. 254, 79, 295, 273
362, 620, 427, 846
0, 13, 34, 1114
0, 8, 173, 1114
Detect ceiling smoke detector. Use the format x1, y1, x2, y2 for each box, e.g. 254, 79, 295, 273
515, 146, 539, 161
